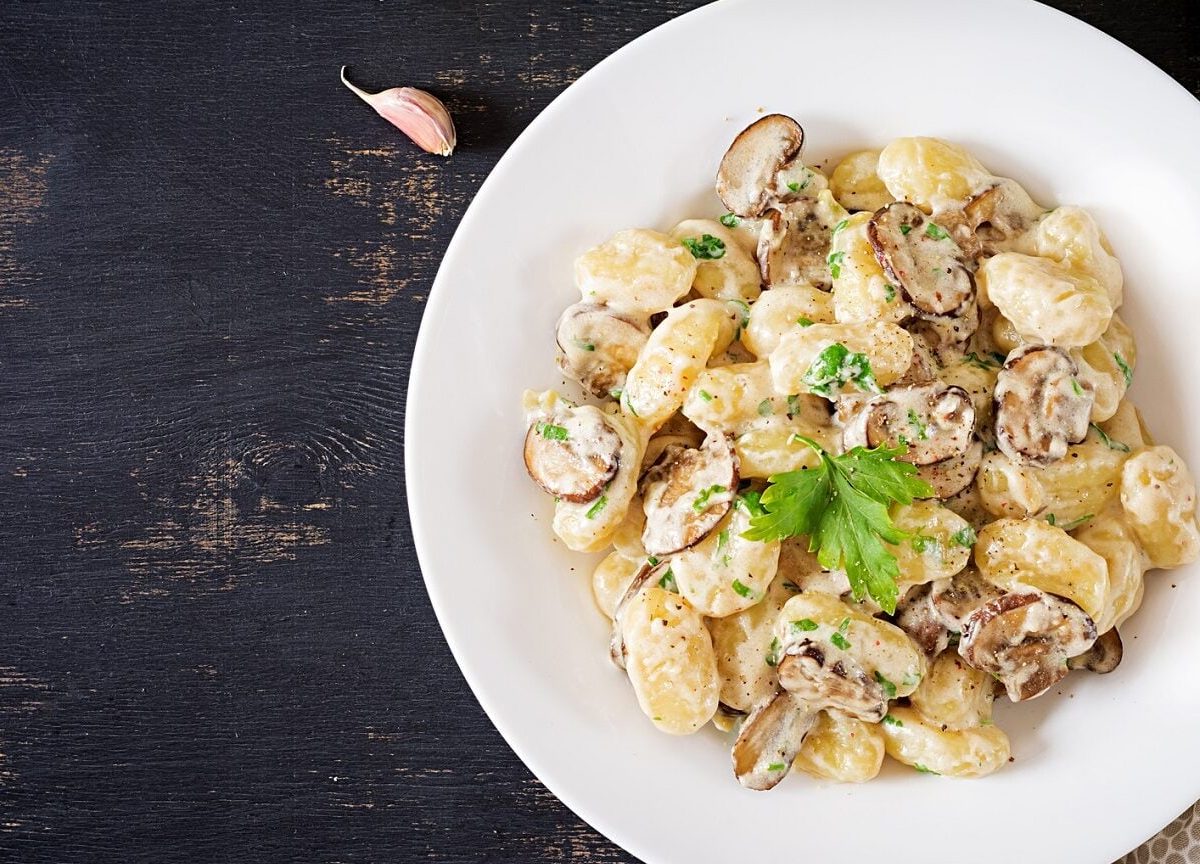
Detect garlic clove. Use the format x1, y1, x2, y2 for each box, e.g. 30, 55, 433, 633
340, 66, 456, 157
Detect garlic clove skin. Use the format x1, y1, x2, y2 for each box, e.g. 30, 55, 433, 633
340, 66, 456, 157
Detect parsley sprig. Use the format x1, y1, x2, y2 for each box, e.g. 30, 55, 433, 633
741, 438, 932, 613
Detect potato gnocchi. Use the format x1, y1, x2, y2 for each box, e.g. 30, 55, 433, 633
522, 114, 1198, 789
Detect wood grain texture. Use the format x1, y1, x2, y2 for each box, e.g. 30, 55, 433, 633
0, 1, 1194, 862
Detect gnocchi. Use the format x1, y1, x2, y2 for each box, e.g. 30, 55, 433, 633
520, 115, 1198, 790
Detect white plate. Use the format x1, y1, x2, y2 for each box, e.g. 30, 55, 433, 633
406, 1, 1200, 860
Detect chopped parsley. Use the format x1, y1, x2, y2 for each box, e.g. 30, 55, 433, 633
786, 180, 803, 193
585, 495, 607, 519
693, 484, 728, 511
830, 631, 851, 650
765, 636, 782, 667
757, 398, 774, 417
682, 233, 726, 259
913, 763, 940, 775
1113, 352, 1133, 388
924, 222, 949, 241
698, 389, 714, 403
951, 526, 978, 548
826, 250, 847, 279
899, 224, 912, 236
796, 316, 814, 327
1059, 513, 1095, 531
1046, 513, 1057, 526
906, 409, 929, 441
884, 284, 896, 302
767, 762, 787, 772
657, 568, 678, 592
715, 529, 731, 566
1090, 423, 1130, 452
731, 579, 754, 598
883, 714, 904, 727
1070, 378, 1084, 396
963, 351, 1003, 370
719, 212, 739, 228
786, 394, 800, 416
911, 535, 938, 554
791, 618, 819, 632
802, 342, 881, 398
831, 218, 849, 235
537, 422, 569, 441
874, 671, 898, 700
742, 438, 932, 613
736, 490, 767, 517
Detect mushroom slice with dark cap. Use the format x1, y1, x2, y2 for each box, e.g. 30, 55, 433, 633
1067, 627, 1123, 674
524, 405, 623, 503
555, 303, 649, 399
868, 202, 975, 316
916, 439, 983, 499
842, 382, 975, 466
907, 295, 980, 351
640, 435, 739, 557
893, 582, 951, 658
964, 179, 1045, 255
731, 690, 816, 791
930, 568, 1005, 632
716, 114, 805, 219
776, 640, 888, 723
757, 199, 834, 290
994, 345, 1094, 466
958, 591, 1098, 702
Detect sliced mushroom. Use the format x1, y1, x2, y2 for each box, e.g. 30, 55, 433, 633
906, 296, 980, 351
994, 345, 1094, 466
868, 202, 975, 316
608, 561, 660, 671
523, 405, 623, 503
555, 303, 649, 398
915, 439, 982, 500
893, 582, 951, 658
964, 179, 1045, 256
716, 114, 805, 219
731, 690, 816, 791
930, 569, 1005, 632
757, 199, 832, 290
640, 435, 739, 556
1067, 627, 1123, 674
776, 640, 888, 723
841, 383, 975, 466
958, 591, 1098, 702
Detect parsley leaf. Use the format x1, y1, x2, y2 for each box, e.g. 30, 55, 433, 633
963, 352, 1000, 370
791, 618, 819, 632
951, 526, 978, 548
899, 224, 912, 236
1113, 352, 1133, 388
731, 579, 755, 598
802, 342, 881, 398
924, 222, 949, 241
757, 398, 774, 417
796, 317, 814, 327
1090, 423, 1130, 453
682, 234, 726, 259
883, 714, 903, 727
874, 671, 898, 699
537, 422, 569, 441
765, 636, 782, 667
826, 250, 846, 279
719, 213, 739, 228
741, 439, 932, 613
830, 631, 851, 650
698, 389, 714, 403
585, 495, 608, 519
884, 284, 896, 302
692, 485, 728, 511
657, 567, 678, 592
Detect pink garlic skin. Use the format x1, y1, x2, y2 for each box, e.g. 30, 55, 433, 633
340, 67, 456, 157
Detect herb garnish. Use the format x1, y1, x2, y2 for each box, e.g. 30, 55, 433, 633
742, 438, 933, 613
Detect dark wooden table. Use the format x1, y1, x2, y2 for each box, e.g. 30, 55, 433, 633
0, 2, 1195, 861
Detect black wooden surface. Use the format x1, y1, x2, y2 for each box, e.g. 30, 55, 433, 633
0, 1, 1195, 862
